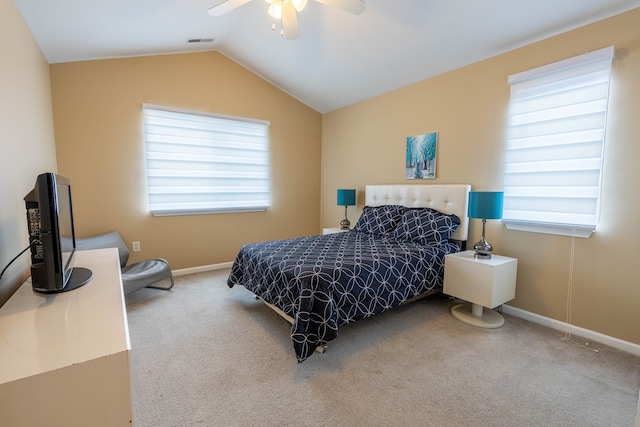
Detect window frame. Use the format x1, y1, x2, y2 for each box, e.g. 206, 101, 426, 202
142, 104, 271, 216
502, 46, 615, 238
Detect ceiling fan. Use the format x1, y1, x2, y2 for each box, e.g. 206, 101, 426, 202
207, 0, 366, 40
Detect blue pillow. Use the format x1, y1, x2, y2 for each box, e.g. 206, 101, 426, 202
391, 208, 460, 246
354, 205, 405, 236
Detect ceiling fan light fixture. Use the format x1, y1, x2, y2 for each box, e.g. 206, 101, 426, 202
267, 0, 283, 19
291, 0, 307, 12
210, 0, 364, 40
266, 0, 306, 20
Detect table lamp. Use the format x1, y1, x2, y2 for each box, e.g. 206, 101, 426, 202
468, 191, 504, 259
337, 189, 356, 230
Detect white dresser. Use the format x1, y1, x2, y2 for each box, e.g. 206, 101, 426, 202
0, 248, 133, 426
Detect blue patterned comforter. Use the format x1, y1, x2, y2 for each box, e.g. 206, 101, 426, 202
227, 230, 460, 362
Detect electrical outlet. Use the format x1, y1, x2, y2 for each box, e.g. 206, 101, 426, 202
132, 241, 141, 252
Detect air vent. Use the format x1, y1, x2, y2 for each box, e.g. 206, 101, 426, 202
187, 38, 214, 43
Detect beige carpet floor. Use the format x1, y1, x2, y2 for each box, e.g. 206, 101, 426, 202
125, 269, 639, 427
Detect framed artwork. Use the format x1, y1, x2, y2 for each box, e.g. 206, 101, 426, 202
405, 131, 437, 179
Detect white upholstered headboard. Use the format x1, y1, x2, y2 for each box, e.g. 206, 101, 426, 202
365, 184, 471, 242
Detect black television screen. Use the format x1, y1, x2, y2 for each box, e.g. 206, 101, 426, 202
24, 173, 92, 293
56, 179, 74, 282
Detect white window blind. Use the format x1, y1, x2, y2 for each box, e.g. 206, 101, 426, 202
143, 104, 270, 216
503, 46, 614, 238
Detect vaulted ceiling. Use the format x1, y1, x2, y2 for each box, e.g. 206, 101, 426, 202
14, 0, 640, 113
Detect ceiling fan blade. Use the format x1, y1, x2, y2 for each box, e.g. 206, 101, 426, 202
313, 0, 365, 15
282, 1, 300, 40
208, 0, 254, 17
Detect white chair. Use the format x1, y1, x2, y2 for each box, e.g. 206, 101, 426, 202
76, 231, 174, 295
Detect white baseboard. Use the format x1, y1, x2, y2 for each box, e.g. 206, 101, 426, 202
502, 304, 640, 357
172, 262, 233, 277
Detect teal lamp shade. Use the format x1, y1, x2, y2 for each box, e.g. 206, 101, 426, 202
337, 189, 356, 230
468, 191, 504, 259
468, 192, 504, 220
337, 189, 356, 206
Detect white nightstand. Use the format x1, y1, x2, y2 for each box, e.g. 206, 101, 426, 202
443, 250, 517, 328
323, 227, 348, 235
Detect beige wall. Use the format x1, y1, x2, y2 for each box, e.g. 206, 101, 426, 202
0, 0, 57, 306
50, 52, 322, 270
321, 9, 640, 345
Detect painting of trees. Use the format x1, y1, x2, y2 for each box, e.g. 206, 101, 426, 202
405, 132, 437, 179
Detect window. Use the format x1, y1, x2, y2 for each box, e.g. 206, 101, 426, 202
502, 46, 614, 238
142, 104, 270, 216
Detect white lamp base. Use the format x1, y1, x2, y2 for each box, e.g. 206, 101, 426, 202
450, 303, 504, 328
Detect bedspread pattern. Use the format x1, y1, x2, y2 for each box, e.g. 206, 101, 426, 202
227, 231, 459, 362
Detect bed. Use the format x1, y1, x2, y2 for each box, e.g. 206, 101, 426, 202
227, 184, 471, 362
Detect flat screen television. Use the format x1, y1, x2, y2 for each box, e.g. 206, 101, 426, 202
24, 173, 92, 293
